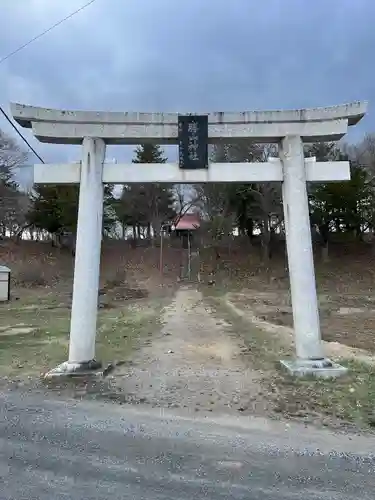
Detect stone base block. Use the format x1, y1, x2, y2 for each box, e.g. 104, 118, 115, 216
43, 359, 104, 379
280, 358, 348, 378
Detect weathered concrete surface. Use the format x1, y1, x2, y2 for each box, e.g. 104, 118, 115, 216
10, 101, 367, 144
33, 159, 351, 185
11, 101, 367, 126
29, 119, 350, 144
1, 390, 375, 499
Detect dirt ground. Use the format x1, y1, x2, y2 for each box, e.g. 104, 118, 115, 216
108, 287, 270, 415
0, 240, 178, 380
2, 239, 375, 430
226, 290, 375, 355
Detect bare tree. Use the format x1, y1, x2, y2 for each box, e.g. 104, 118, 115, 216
209, 142, 283, 261
240, 145, 283, 261
170, 184, 202, 234
345, 134, 375, 245
0, 131, 28, 237
0, 130, 26, 183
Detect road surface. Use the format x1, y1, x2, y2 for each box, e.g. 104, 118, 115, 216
1, 391, 375, 499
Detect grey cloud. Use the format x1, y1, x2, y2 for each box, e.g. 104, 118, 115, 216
0, 0, 374, 168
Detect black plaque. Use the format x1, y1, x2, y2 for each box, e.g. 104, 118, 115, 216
178, 115, 208, 169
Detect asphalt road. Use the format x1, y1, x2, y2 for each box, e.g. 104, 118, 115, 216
1, 391, 375, 499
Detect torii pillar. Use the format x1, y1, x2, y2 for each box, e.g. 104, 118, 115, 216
11, 101, 367, 378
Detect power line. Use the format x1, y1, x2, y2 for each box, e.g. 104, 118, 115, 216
0, 0, 98, 65
0, 106, 45, 163
0, 0, 98, 162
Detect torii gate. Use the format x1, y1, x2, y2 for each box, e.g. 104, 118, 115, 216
11, 101, 367, 378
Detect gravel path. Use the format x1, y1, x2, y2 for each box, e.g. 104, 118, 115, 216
115, 287, 268, 415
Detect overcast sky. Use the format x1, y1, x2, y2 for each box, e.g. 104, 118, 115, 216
0, 0, 374, 186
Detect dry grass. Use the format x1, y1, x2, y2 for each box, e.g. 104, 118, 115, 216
269, 360, 375, 430
198, 238, 375, 354
3, 238, 375, 429
199, 239, 375, 430
0, 239, 180, 300
226, 290, 375, 354
0, 240, 176, 381
204, 292, 375, 431
0, 295, 166, 380
203, 244, 375, 430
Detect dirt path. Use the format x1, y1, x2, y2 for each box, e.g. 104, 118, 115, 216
114, 287, 268, 415
225, 292, 375, 366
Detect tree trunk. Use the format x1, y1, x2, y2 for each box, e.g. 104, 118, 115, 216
284, 241, 289, 273
245, 218, 254, 242
261, 217, 271, 262
355, 224, 363, 241
152, 217, 162, 247
319, 223, 330, 262
15, 229, 23, 241
321, 243, 329, 262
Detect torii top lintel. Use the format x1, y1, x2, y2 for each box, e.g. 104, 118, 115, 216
10, 101, 367, 145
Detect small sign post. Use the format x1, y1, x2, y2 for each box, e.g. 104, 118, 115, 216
178, 115, 208, 169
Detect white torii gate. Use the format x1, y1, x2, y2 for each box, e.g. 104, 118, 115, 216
11, 101, 367, 378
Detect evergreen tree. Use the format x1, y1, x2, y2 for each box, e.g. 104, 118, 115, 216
118, 144, 175, 240
28, 183, 116, 236
133, 144, 167, 164
27, 185, 79, 235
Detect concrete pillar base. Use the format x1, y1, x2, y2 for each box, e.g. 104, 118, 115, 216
43, 360, 103, 379
280, 358, 348, 378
